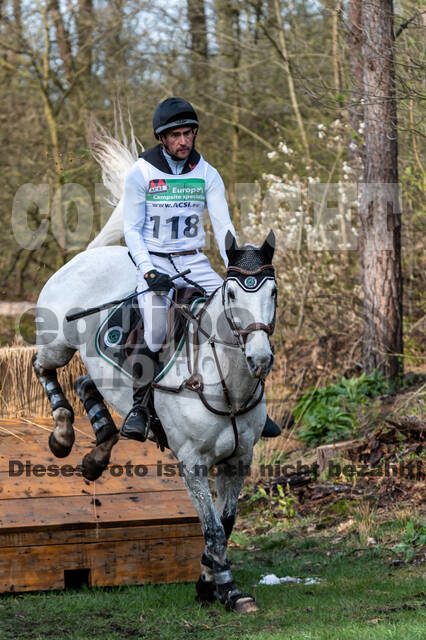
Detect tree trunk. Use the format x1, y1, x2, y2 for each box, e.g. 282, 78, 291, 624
360, 0, 402, 380
214, 0, 241, 205
76, 0, 94, 73
269, 0, 311, 163
49, 0, 75, 85
187, 0, 208, 86
104, 0, 125, 86
13, 0, 22, 37
347, 0, 363, 172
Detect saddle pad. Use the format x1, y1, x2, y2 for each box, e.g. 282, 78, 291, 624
95, 294, 206, 381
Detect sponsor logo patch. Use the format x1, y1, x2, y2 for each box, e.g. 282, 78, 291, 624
146, 178, 206, 203
148, 179, 169, 194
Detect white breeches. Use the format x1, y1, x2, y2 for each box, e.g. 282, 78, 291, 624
136, 251, 223, 352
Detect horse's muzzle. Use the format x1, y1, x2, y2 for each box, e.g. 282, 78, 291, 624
247, 353, 274, 378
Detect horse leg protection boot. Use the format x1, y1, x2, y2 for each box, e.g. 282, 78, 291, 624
32, 355, 75, 457
74, 375, 118, 445
32, 355, 74, 420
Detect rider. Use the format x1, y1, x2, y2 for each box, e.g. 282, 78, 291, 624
121, 97, 280, 441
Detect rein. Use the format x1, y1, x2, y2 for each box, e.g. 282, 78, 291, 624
152, 265, 276, 463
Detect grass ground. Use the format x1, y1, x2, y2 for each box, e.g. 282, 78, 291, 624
0, 319, 423, 639
0, 518, 424, 640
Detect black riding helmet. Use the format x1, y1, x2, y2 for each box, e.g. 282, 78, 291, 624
153, 97, 199, 139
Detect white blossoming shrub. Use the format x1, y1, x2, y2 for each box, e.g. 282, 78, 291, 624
239, 125, 363, 336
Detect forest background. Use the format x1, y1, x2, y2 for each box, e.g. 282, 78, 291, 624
0, 0, 424, 408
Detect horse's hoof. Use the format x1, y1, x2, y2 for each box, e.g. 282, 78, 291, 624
50, 407, 75, 456
221, 589, 259, 614
81, 433, 119, 481
233, 597, 259, 614
48, 431, 73, 458
81, 453, 108, 481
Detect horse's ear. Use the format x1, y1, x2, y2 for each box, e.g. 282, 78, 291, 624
261, 230, 275, 263
225, 231, 238, 262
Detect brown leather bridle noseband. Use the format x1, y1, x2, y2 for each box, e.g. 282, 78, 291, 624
222, 264, 277, 349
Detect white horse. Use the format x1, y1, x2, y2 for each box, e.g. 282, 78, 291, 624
33, 127, 277, 613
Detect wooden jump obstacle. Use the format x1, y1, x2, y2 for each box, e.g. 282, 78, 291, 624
0, 417, 204, 592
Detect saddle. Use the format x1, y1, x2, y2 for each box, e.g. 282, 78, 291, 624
95, 286, 206, 381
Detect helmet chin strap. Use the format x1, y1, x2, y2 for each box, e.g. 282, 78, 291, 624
159, 129, 198, 162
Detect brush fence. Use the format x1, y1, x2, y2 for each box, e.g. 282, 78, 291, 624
0, 347, 87, 417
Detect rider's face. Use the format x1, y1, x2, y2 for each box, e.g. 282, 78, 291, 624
160, 126, 196, 159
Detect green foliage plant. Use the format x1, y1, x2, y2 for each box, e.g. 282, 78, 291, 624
245, 484, 295, 523
294, 371, 391, 447
392, 521, 426, 561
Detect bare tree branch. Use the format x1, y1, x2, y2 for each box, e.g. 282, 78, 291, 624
395, 11, 425, 38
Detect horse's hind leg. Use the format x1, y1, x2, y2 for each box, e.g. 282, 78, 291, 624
196, 552, 217, 604
74, 375, 119, 481
32, 347, 76, 458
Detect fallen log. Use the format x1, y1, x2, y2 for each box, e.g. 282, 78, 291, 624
309, 483, 363, 500
385, 416, 425, 441
268, 471, 313, 490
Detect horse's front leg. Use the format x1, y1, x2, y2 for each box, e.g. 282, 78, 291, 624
32, 352, 75, 458
181, 462, 258, 614
213, 455, 258, 613
74, 375, 119, 481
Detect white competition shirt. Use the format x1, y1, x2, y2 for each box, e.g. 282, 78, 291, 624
123, 148, 236, 274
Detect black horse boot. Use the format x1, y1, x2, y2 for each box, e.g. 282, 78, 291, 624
261, 415, 281, 438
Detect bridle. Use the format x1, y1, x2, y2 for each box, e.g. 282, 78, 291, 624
222, 264, 277, 351
152, 264, 277, 463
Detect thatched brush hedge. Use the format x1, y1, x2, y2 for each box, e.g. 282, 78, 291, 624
0, 347, 87, 417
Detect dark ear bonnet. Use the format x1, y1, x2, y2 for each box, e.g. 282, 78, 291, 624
225, 231, 275, 292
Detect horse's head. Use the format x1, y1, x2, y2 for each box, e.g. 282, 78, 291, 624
223, 230, 277, 379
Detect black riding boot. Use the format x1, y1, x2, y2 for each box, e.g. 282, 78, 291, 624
261, 411, 295, 437
120, 382, 153, 442
261, 415, 281, 438
120, 348, 160, 442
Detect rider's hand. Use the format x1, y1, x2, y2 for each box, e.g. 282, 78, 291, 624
144, 269, 173, 293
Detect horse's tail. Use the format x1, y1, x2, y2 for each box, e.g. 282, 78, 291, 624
86, 105, 143, 249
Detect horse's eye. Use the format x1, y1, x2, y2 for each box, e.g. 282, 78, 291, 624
271, 288, 277, 298
228, 289, 236, 301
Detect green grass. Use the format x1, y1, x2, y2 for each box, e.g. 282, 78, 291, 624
0, 535, 424, 640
